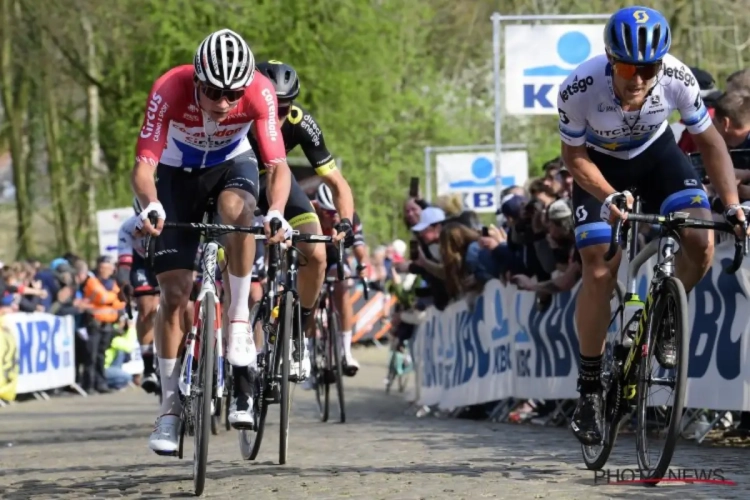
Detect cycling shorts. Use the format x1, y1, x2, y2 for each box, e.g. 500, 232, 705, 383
152, 153, 259, 275
257, 173, 318, 229
131, 253, 159, 297
572, 127, 710, 250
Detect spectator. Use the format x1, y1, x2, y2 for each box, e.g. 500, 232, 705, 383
105, 318, 136, 391
726, 68, 750, 93
409, 206, 451, 311
403, 197, 427, 229
76, 258, 125, 394
677, 67, 723, 154
439, 222, 483, 300
707, 91, 750, 205
436, 193, 480, 229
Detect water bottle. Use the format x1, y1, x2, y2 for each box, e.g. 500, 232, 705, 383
621, 300, 644, 348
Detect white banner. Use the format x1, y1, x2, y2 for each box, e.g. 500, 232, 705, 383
9, 313, 76, 394
417, 240, 750, 411
96, 207, 133, 259
435, 152, 529, 213
504, 24, 605, 115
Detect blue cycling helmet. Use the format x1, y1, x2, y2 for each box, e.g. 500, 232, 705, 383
604, 7, 671, 64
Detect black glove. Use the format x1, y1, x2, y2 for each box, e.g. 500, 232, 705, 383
335, 218, 355, 248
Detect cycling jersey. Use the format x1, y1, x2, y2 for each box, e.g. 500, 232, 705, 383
248, 102, 336, 176
117, 215, 147, 265
135, 65, 286, 169
557, 54, 711, 160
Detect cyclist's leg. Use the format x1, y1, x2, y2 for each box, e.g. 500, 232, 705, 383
330, 260, 359, 375
148, 163, 225, 454
211, 154, 260, 428
286, 179, 326, 379
646, 131, 714, 292
131, 253, 160, 392
217, 153, 260, 369
250, 242, 266, 351
640, 130, 713, 367
569, 151, 629, 446
250, 279, 264, 350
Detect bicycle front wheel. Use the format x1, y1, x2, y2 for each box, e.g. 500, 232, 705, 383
636, 277, 689, 484
279, 291, 293, 465
193, 293, 216, 496
312, 313, 330, 422
329, 310, 346, 423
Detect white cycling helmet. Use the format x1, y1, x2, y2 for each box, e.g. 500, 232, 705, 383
194, 29, 254, 90
315, 183, 336, 211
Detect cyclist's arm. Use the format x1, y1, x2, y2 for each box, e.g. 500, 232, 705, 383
557, 88, 615, 203
297, 113, 355, 222
678, 75, 740, 207
253, 81, 290, 213
132, 75, 176, 208
351, 214, 368, 266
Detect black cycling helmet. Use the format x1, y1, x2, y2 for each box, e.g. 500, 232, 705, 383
256, 60, 300, 101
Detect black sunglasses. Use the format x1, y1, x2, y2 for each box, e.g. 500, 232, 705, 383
200, 83, 244, 103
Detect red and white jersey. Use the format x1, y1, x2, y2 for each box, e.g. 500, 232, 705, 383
135, 65, 286, 169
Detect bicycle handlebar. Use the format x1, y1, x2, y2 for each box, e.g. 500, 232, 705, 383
604, 195, 749, 274
144, 211, 348, 283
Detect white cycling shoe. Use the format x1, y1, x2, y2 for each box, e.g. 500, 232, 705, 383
289, 344, 310, 381
226, 321, 257, 368
149, 414, 181, 456
228, 393, 254, 430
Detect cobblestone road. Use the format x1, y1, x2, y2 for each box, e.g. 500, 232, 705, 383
0, 347, 747, 499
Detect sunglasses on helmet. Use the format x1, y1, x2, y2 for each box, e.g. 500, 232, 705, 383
199, 83, 245, 103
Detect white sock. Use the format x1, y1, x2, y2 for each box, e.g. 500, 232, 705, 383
228, 272, 252, 323
158, 358, 182, 416
342, 330, 353, 357
305, 337, 313, 354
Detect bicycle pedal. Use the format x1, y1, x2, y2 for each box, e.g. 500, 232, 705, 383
153, 449, 178, 457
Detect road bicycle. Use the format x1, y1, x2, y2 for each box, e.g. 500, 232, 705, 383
312, 271, 370, 423
239, 219, 345, 464
581, 193, 748, 485
146, 212, 265, 496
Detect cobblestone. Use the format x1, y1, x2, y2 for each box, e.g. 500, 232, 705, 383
0, 348, 747, 498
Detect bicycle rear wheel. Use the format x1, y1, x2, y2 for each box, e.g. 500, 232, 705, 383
329, 310, 346, 423
636, 277, 689, 485
582, 281, 625, 470
193, 293, 216, 496
279, 291, 293, 465
312, 314, 330, 422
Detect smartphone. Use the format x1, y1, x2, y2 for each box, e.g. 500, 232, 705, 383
481, 226, 490, 237
409, 177, 420, 198
409, 239, 419, 261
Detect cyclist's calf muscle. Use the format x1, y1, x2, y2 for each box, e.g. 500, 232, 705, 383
576, 245, 621, 357
293, 220, 326, 325
156, 270, 195, 358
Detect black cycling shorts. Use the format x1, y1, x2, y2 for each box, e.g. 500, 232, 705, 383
572, 127, 710, 250
153, 153, 259, 274
131, 253, 159, 297
257, 174, 318, 228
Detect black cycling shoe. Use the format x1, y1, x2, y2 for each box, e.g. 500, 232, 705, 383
570, 392, 603, 446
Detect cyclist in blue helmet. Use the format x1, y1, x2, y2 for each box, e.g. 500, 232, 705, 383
556, 6, 748, 447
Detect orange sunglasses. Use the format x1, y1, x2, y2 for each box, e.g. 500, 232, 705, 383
611, 59, 663, 80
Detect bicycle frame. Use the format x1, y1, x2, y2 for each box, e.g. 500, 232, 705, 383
179, 240, 222, 398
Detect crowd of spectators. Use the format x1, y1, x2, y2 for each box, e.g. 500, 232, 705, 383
1, 253, 133, 396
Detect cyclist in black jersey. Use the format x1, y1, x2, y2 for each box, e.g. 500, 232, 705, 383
230, 60, 358, 427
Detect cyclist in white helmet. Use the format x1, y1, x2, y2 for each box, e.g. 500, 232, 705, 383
133, 28, 297, 456
311, 183, 370, 375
